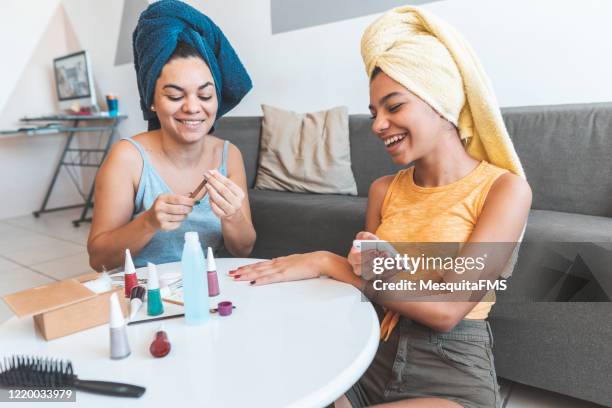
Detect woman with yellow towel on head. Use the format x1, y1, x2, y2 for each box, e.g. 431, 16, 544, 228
235, 6, 531, 408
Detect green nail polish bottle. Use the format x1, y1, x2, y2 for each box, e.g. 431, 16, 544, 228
146, 263, 164, 316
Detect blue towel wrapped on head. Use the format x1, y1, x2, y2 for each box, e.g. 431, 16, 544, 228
133, 0, 252, 130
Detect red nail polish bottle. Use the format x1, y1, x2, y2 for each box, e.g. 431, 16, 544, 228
150, 326, 171, 358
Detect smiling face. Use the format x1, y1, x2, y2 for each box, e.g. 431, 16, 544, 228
368, 70, 454, 166
152, 56, 218, 143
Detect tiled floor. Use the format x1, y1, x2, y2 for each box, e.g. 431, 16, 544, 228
0, 210, 93, 324
0, 209, 606, 408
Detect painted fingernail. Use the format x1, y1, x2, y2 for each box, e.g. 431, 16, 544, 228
250, 280, 255, 285
228, 270, 236, 275
195, 200, 201, 205
233, 274, 241, 279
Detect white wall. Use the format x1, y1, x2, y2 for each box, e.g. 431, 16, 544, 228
1, 0, 611, 219
196, 0, 612, 114
0, 0, 61, 115
427, 0, 612, 107
0, 0, 140, 220
0, 2, 85, 219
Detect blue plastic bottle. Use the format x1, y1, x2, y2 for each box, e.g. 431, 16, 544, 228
181, 232, 210, 325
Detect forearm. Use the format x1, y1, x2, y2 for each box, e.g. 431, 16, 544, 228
318, 251, 473, 332
88, 213, 157, 271
221, 211, 256, 257
372, 297, 475, 332
318, 251, 364, 287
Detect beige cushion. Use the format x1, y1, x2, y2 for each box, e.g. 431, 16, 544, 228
255, 104, 358, 195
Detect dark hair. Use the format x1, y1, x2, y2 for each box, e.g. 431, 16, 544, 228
169, 41, 203, 61
371, 66, 383, 81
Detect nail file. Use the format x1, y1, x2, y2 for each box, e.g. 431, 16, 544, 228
189, 175, 209, 199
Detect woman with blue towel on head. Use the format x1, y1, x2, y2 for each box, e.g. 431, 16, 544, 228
88, 0, 256, 270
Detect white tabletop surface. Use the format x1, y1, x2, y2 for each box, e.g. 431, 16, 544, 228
0, 258, 379, 408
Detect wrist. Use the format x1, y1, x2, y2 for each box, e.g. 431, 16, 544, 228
222, 209, 244, 224
141, 210, 158, 233
312, 251, 330, 278
361, 278, 378, 301
344, 270, 364, 289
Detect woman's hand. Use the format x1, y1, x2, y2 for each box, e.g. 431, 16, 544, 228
145, 193, 195, 231
205, 169, 246, 221
230, 253, 324, 286
348, 231, 382, 278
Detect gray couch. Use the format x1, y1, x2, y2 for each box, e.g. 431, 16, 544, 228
215, 102, 612, 406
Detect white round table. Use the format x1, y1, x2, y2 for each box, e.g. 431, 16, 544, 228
0, 258, 379, 408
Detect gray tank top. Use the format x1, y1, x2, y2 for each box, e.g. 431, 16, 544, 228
124, 138, 227, 267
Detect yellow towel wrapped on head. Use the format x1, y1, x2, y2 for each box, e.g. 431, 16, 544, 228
360, 6, 525, 341
361, 6, 524, 178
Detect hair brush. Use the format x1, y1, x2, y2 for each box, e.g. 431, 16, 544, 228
0, 355, 145, 398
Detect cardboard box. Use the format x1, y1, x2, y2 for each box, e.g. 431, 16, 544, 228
2, 272, 128, 341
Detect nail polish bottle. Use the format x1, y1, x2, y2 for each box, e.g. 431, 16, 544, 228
109, 292, 131, 360
147, 262, 164, 316
124, 249, 138, 297
207, 247, 220, 297
150, 325, 171, 358
129, 285, 146, 320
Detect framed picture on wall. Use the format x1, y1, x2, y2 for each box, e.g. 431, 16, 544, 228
53, 50, 96, 110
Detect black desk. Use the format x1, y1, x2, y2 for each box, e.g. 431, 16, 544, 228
13, 114, 127, 226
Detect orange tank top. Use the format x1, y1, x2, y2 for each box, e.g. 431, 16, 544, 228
375, 161, 508, 338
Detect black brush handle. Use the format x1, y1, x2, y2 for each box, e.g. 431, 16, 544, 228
73, 378, 146, 398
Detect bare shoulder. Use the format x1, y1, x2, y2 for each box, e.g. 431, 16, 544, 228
226, 141, 243, 160
131, 130, 159, 150
202, 134, 230, 157
369, 174, 396, 200
491, 172, 531, 197
106, 138, 142, 168
101, 136, 144, 185
210, 136, 243, 165
365, 174, 395, 231
472, 172, 532, 242
487, 172, 532, 208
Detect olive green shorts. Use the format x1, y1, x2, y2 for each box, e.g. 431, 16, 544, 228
345, 312, 501, 408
